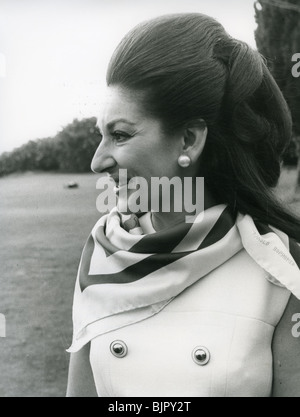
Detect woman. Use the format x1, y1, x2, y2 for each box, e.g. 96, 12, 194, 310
66, 13, 300, 397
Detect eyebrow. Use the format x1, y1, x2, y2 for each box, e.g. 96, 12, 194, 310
97, 118, 137, 131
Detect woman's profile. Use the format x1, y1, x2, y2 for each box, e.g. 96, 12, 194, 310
66, 13, 300, 397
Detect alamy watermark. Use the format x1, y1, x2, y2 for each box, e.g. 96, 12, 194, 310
0, 52, 6, 78
291, 53, 300, 78
292, 313, 300, 338
96, 169, 204, 223
0, 314, 5, 338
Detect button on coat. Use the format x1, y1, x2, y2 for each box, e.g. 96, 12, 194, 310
192, 346, 210, 365
110, 340, 128, 358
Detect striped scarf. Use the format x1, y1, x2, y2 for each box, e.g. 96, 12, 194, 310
67, 204, 300, 352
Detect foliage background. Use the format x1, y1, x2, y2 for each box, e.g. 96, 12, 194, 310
0, 118, 101, 177
254, 0, 300, 177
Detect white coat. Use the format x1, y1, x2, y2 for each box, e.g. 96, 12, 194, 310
88, 248, 290, 397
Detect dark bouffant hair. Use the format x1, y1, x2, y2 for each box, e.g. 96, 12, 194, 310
107, 13, 300, 240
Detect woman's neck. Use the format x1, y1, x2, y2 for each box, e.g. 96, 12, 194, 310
150, 186, 217, 232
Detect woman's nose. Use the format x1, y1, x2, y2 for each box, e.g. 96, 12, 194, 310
91, 139, 116, 174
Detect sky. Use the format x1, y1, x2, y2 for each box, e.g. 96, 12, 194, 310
0, 0, 258, 154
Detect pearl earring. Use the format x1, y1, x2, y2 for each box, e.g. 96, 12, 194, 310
178, 155, 191, 168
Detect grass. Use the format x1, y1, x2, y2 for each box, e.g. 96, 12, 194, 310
0, 168, 299, 397
0, 172, 100, 397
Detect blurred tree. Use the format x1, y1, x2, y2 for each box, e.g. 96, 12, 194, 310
255, 0, 300, 190
0, 117, 101, 176
34, 137, 60, 171
55, 117, 101, 172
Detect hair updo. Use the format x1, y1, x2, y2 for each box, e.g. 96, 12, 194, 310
106, 13, 299, 239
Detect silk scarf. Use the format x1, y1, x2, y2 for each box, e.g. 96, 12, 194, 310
67, 204, 300, 352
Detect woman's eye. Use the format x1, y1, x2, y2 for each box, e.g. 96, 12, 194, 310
112, 131, 131, 142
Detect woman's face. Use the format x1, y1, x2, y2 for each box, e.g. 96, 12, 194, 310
91, 85, 185, 213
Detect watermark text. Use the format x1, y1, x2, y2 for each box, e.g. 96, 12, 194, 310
0, 314, 6, 338
96, 169, 204, 223
107, 401, 191, 414
292, 53, 300, 78
0, 52, 6, 78
292, 313, 300, 338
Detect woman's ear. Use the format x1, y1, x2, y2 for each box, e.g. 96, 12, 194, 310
182, 119, 208, 162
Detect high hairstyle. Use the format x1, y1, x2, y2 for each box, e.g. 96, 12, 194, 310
106, 13, 300, 240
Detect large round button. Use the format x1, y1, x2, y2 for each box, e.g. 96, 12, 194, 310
192, 346, 210, 366
110, 340, 128, 358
